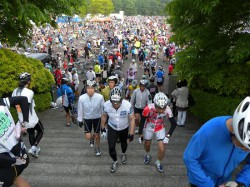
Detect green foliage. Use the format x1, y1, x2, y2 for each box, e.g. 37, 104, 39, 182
190, 89, 242, 123
88, 0, 114, 16
0, 0, 84, 46
167, 0, 250, 97
0, 48, 55, 110
112, 0, 170, 16
34, 92, 52, 111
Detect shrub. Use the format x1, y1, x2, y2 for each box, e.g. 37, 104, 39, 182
0, 48, 55, 110
190, 89, 243, 123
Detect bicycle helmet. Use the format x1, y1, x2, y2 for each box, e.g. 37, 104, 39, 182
132, 80, 138, 88
19, 72, 31, 84
232, 96, 250, 149
110, 86, 122, 103
140, 79, 147, 86
86, 80, 97, 88
158, 65, 163, 70
149, 76, 155, 82
108, 75, 118, 84
154, 92, 168, 109
61, 77, 69, 84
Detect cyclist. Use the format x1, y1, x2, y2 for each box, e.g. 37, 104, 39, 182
0, 96, 30, 187
60, 78, 76, 127
77, 80, 104, 156
130, 79, 152, 133
138, 92, 177, 173
183, 97, 250, 187
155, 65, 165, 91
101, 76, 118, 102
12, 72, 44, 158
146, 76, 159, 101
101, 86, 135, 173
125, 80, 139, 101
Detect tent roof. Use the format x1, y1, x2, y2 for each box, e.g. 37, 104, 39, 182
100, 17, 112, 22
89, 17, 102, 22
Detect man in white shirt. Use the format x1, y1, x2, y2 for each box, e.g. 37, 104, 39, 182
101, 86, 135, 173
12, 72, 44, 158
78, 80, 104, 156
86, 66, 96, 81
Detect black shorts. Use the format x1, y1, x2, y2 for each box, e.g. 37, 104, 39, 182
64, 104, 72, 113
157, 82, 164, 86
84, 118, 101, 133
144, 68, 150, 73
0, 152, 29, 187
96, 73, 101, 78
134, 107, 144, 115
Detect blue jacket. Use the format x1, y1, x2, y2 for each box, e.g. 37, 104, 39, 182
61, 84, 75, 104
183, 116, 250, 187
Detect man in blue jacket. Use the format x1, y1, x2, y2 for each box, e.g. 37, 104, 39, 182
183, 97, 250, 187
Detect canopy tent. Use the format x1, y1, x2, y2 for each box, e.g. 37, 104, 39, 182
100, 17, 112, 22
89, 17, 102, 22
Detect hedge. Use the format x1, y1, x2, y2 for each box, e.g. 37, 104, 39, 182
0, 48, 55, 111
190, 89, 243, 123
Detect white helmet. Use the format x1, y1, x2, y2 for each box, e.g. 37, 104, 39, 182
154, 92, 168, 109
232, 96, 250, 149
140, 79, 147, 86
132, 80, 138, 88
110, 86, 122, 103
86, 80, 97, 88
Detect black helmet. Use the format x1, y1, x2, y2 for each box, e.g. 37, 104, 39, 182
19, 72, 31, 84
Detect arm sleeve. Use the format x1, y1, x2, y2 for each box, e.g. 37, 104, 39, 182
167, 117, 177, 136
0, 153, 16, 168
8, 96, 29, 122
236, 154, 250, 186
183, 131, 215, 187
77, 98, 83, 122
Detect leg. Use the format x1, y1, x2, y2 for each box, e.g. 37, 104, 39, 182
177, 110, 182, 126
27, 128, 35, 147
93, 118, 101, 148
157, 141, 165, 161
14, 176, 31, 187
107, 125, 118, 162
181, 111, 187, 126
119, 127, 129, 154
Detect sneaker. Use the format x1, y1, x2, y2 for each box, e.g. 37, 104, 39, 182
95, 147, 101, 156
36, 147, 41, 155
135, 128, 139, 134
110, 161, 118, 173
121, 153, 127, 164
28, 148, 39, 158
144, 155, 151, 164
155, 161, 164, 173
90, 138, 94, 147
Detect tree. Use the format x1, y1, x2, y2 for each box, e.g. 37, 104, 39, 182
112, 0, 123, 12
122, 0, 137, 16
88, 0, 114, 16
166, 0, 250, 96
0, 0, 84, 46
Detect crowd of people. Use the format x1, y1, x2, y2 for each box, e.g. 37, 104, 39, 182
0, 15, 249, 187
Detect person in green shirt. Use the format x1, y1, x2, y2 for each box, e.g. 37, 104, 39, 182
94, 61, 101, 82
101, 76, 118, 102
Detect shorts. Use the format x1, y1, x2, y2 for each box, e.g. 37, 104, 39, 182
64, 104, 72, 113
84, 118, 101, 133
134, 107, 144, 116
144, 68, 150, 73
144, 128, 165, 141
0, 151, 29, 187
96, 73, 101, 78
157, 81, 163, 86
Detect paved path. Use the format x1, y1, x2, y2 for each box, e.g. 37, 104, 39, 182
21, 53, 202, 187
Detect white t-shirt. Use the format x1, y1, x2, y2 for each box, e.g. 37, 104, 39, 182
103, 100, 133, 131
12, 87, 39, 128
86, 70, 96, 81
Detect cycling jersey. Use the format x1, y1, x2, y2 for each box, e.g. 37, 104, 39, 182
103, 100, 133, 131
142, 103, 173, 132
155, 70, 164, 83
130, 88, 152, 109
12, 87, 39, 128
61, 84, 75, 105
77, 93, 104, 121
126, 85, 139, 99
183, 116, 250, 187
101, 86, 111, 102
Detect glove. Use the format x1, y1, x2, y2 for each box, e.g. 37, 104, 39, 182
224, 181, 246, 187
15, 158, 26, 166
163, 136, 170, 144
138, 136, 144, 143
127, 134, 134, 142
21, 121, 29, 128
78, 122, 83, 128
101, 128, 107, 139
